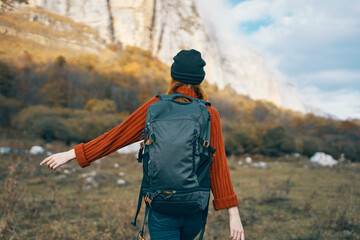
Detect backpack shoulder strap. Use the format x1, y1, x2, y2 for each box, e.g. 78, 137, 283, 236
196, 98, 211, 106
156, 93, 211, 106
156, 93, 188, 101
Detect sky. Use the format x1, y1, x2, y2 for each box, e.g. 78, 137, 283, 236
198, 0, 360, 120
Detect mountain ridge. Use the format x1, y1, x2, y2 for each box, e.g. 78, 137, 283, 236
13, 0, 306, 114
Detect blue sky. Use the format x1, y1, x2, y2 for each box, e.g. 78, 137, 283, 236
199, 0, 360, 120
228, 0, 246, 5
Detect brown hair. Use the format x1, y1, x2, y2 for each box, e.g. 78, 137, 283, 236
166, 78, 208, 102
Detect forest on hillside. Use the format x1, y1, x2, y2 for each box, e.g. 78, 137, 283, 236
0, 47, 359, 161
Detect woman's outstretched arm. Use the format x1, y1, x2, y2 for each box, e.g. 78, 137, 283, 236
40, 97, 160, 170
74, 97, 159, 168
208, 106, 245, 240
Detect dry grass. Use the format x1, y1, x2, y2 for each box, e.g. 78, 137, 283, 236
0, 137, 359, 239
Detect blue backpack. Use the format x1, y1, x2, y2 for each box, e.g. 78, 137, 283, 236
131, 93, 216, 240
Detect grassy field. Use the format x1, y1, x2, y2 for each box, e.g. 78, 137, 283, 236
0, 139, 359, 240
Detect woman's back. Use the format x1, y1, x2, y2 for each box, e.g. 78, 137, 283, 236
40, 49, 244, 240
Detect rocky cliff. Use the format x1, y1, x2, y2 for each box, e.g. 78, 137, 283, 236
22, 0, 306, 113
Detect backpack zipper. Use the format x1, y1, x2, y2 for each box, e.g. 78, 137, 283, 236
144, 122, 153, 185
192, 129, 199, 175
143, 187, 209, 195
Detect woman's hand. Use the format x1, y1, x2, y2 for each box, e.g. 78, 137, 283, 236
40, 149, 76, 170
228, 206, 245, 240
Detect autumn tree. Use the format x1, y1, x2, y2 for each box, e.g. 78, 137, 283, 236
260, 125, 296, 157
0, 61, 13, 97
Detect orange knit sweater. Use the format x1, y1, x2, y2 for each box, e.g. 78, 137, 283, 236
74, 86, 239, 211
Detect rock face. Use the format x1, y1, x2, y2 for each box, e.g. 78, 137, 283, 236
25, 0, 306, 113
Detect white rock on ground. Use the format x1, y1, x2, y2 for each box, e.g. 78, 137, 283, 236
118, 172, 125, 176
85, 176, 95, 182
29, 146, 52, 155
245, 157, 252, 163
117, 179, 126, 185
0, 147, 11, 154
30, 146, 46, 155
80, 170, 97, 178
114, 163, 119, 168
310, 152, 338, 167
252, 161, 267, 169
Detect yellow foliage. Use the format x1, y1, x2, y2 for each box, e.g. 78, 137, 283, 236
123, 62, 141, 78
85, 99, 116, 113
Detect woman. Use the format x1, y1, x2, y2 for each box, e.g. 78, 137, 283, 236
40, 49, 245, 240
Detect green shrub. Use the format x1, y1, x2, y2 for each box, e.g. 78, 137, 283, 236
260, 126, 296, 157
12, 105, 122, 143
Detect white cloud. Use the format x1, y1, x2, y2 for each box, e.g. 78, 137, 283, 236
197, 0, 360, 119
298, 86, 360, 121
298, 70, 360, 87
233, 0, 360, 46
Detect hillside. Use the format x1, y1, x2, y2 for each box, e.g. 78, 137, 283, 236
0, 6, 359, 161
16, 0, 306, 114
1, 47, 359, 161
0, 7, 116, 63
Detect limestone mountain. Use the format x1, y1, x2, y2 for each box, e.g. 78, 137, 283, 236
14, 0, 305, 113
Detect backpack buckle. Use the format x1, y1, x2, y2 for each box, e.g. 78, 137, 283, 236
138, 231, 145, 240
144, 191, 161, 207
145, 133, 154, 145
203, 140, 210, 148
144, 193, 152, 207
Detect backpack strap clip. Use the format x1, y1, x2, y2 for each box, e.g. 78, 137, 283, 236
200, 138, 216, 157
136, 141, 145, 163
144, 192, 152, 207
137, 231, 145, 240
144, 190, 161, 207
145, 132, 155, 145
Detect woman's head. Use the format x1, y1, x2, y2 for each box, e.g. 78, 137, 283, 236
170, 49, 206, 85
168, 49, 208, 101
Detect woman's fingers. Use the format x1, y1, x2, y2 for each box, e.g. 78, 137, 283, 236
40, 152, 71, 171
232, 231, 235, 239
229, 229, 234, 239
235, 230, 240, 240
40, 156, 52, 165
47, 158, 55, 167
40, 155, 57, 170
49, 160, 57, 169
230, 229, 240, 240
52, 163, 59, 170
231, 229, 244, 240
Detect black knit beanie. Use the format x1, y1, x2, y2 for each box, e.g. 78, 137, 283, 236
170, 49, 206, 85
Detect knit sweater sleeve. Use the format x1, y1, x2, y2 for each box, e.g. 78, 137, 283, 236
208, 106, 239, 210
74, 97, 159, 168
